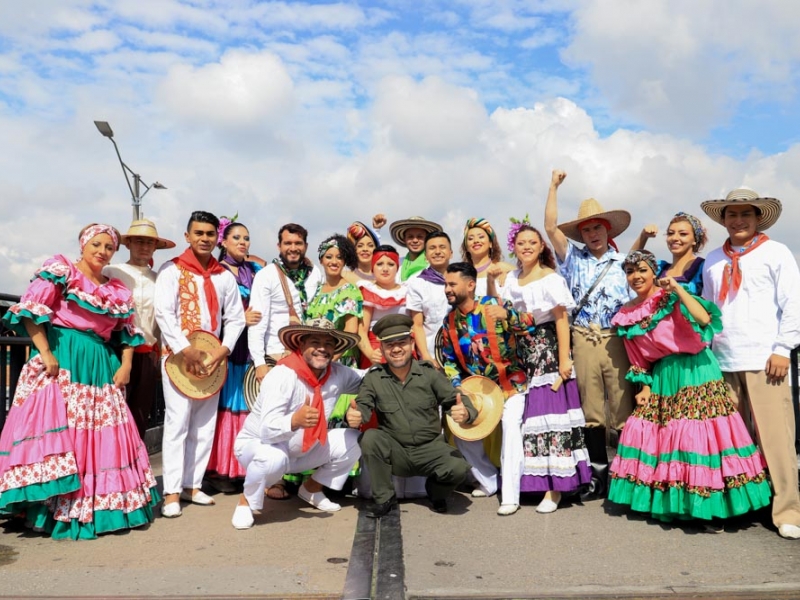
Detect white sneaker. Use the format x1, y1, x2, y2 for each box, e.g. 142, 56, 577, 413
161, 501, 182, 518
231, 505, 254, 529
779, 524, 800, 539
535, 499, 559, 514
298, 485, 341, 512
497, 504, 520, 516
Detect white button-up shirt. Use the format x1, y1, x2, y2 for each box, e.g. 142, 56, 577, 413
406, 275, 449, 358
104, 262, 159, 346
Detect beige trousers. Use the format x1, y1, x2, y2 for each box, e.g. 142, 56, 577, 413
572, 329, 635, 430
723, 371, 800, 528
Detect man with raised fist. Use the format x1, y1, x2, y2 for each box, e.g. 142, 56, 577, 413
347, 314, 476, 517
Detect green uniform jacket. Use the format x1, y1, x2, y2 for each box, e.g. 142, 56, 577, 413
356, 360, 478, 447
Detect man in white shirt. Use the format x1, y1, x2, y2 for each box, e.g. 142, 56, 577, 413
104, 219, 175, 439
701, 187, 800, 540
231, 319, 363, 529
248, 223, 322, 383
406, 230, 452, 365
155, 211, 246, 518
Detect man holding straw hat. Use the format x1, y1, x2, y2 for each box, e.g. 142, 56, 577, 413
231, 318, 363, 530
543, 169, 635, 500
701, 187, 800, 540
104, 218, 175, 439
347, 314, 476, 518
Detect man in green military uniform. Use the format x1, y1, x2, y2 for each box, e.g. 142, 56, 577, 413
346, 314, 476, 517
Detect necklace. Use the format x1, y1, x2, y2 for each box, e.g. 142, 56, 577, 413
475, 261, 491, 274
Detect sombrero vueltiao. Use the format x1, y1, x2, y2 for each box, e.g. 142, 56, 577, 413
119, 219, 176, 249
278, 317, 360, 355
557, 198, 631, 242
446, 376, 504, 442
700, 187, 782, 231
165, 330, 228, 400
389, 216, 442, 248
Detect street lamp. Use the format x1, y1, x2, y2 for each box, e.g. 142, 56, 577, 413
93, 120, 166, 221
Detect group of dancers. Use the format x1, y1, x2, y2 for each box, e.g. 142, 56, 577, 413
0, 169, 799, 540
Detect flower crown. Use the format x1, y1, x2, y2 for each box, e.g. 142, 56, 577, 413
217, 213, 239, 247
507, 214, 531, 255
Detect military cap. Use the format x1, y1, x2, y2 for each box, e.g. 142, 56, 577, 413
373, 314, 414, 342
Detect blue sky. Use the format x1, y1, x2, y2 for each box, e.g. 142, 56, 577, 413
1, 1, 799, 292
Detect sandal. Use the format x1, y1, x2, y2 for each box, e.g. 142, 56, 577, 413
266, 481, 291, 500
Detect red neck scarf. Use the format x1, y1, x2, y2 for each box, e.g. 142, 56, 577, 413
279, 351, 331, 452
719, 234, 769, 302
172, 248, 226, 331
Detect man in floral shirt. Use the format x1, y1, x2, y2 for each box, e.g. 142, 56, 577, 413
441, 262, 536, 516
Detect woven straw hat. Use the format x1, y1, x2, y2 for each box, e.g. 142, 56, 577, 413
557, 198, 631, 242
389, 216, 442, 248
242, 363, 260, 411
446, 376, 504, 442
165, 331, 228, 400
120, 219, 176, 249
700, 188, 782, 231
278, 317, 360, 355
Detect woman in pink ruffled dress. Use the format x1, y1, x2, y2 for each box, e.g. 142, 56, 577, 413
608, 250, 771, 528
0, 224, 160, 540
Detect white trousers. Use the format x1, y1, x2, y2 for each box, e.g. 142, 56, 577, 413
160, 358, 220, 494
235, 428, 361, 511
455, 392, 525, 505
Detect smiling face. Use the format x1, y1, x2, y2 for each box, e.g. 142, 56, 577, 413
425, 236, 452, 270
404, 227, 427, 254
300, 333, 336, 375
321, 246, 345, 279
514, 229, 542, 268
373, 255, 398, 287
278, 230, 307, 269
579, 221, 609, 256
222, 225, 250, 262
185, 220, 218, 259
723, 204, 759, 246
624, 261, 656, 298
355, 237, 375, 268
466, 227, 490, 261
444, 272, 475, 308
81, 233, 116, 274
665, 220, 695, 258
380, 336, 414, 370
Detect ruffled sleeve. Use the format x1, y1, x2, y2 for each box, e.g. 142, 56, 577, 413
678, 293, 722, 344
533, 272, 576, 313
613, 290, 674, 338
1, 255, 70, 335
334, 283, 364, 320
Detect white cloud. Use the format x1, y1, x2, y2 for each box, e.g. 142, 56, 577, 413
157, 49, 295, 129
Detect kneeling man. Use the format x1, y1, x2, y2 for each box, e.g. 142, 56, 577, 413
347, 314, 476, 517
231, 318, 363, 529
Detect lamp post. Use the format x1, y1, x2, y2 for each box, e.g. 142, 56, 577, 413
94, 120, 166, 221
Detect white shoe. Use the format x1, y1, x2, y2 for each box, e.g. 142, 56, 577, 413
779, 524, 800, 539
497, 504, 520, 516
471, 487, 496, 498
298, 485, 341, 512
535, 499, 559, 514
231, 505, 254, 529
161, 501, 182, 518
180, 490, 215, 505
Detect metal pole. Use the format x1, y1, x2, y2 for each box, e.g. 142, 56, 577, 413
133, 173, 141, 221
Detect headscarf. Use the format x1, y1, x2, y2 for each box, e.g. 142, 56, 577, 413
463, 218, 495, 244
371, 250, 400, 269
623, 250, 658, 274
80, 224, 119, 252
318, 238, 339, 259
671, 212, 707, 250
347, 221, 379, 246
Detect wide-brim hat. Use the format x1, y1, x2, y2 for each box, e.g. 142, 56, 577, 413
278, 317, 360, 355
558, 198, 631, 242
165, 330, 228, 400
120, 219, 176, 249
700, 188, 782, 231
434, 326, 445, 369
242, 363, 260, 411
389, 216, 442, 248
446, 376, 504, 442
